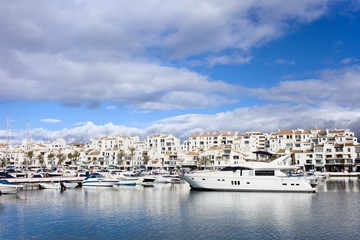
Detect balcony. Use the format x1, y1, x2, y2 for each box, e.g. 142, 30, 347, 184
325, 158, 353, 165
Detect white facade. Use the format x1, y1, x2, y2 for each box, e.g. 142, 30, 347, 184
1, 128, 359, 171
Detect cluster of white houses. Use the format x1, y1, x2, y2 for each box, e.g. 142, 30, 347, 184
1, 128, 360, 172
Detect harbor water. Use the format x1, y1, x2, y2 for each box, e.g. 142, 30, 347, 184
1, 179, 360, 240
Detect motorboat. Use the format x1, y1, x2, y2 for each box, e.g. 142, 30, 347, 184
0, 179, 24, 194
40, 182, 60, 189
82, 173, 118, 187
153, 175, 172, 183
40, 182, 78, 189
48, 171, 63, 177
111, 170, 141, 180
182, 156, 317, 193
5, 168, 27, 178
63, 170, 77, 177
141, 176, 155, 187
114, 177, 140, 187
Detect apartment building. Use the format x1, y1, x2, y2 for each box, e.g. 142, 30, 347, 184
1, 128, 359, 172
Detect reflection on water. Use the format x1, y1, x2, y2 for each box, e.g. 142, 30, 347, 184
1, 180, 360, 240
319, 178, 360, 192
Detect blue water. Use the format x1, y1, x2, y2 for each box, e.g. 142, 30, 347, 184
1, 180, 360, 240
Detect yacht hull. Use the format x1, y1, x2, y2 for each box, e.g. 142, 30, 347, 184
82, 179, 118, 187
183, 173, 316, 193
0, 183, 24, 194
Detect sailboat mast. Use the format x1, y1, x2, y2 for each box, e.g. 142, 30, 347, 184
5, 114, 10, 167
26, 120, 30, 170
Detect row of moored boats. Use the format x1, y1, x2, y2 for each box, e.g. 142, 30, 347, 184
2, 154, 359, 194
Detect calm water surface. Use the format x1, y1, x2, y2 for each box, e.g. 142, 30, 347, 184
1, 179, 360, 240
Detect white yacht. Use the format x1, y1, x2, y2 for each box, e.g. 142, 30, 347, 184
82, 173, 118, 187
0, 179, 24, 194
182, 156, 317, 193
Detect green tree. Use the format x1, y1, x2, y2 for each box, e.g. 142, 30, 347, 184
92, 157, 98, 165
48, 153, 55, 167
67, 153, 74, 165
27, 150, 34, 166
117, 150, 125, 166
128, 147, 136, 167
143, 155, 150, 165
198, 156, 210, 169
57, 152, 65, 166
37, 154, 44, 165
73, 151, 80, 165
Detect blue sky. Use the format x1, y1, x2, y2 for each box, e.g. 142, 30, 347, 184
1, 0, 360, 144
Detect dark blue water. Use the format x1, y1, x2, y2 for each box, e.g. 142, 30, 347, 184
1, 180, 360, 240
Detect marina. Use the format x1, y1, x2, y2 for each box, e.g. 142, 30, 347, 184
2, 1, 360, 239
1, 179, 360, 239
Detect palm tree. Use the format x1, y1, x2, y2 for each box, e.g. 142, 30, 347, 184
67, 153, 74, 165
92, 157, 98, 165
57, 152, 65, 166
117, 150, 125, 167
199, 156, 210, 170
73, 151, 80, 166
143, 155, 150, 165
48, 153, 55, 167
37, 154, 44, 166
27, 150, 34, 166
128, 146, 136, 167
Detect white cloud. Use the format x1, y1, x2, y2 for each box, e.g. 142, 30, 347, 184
0, 52, 238, 110
341, 58, 359, 65
7, 103, 360, 144
1, 0, 330, 59
40, 118, 62, 123
275, 58, 296, 65
207, 54, 252, 67
0, 0, 339, 111
250, 65, 360, 108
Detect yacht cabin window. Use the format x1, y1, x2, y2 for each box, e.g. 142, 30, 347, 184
255, 170, 275, 176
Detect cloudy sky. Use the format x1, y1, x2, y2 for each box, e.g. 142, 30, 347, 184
1, 0, 360, 144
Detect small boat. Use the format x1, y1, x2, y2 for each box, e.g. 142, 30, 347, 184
0, 179, 24, 194
40, 182, 61, 189
82, 173, 118, 187
63, 182, 79, 188
40, 182, 78, 189
5, 168, 27, 178
153, 175, 172, 183
141, 176, 155, 187
114, 177, 140, 187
